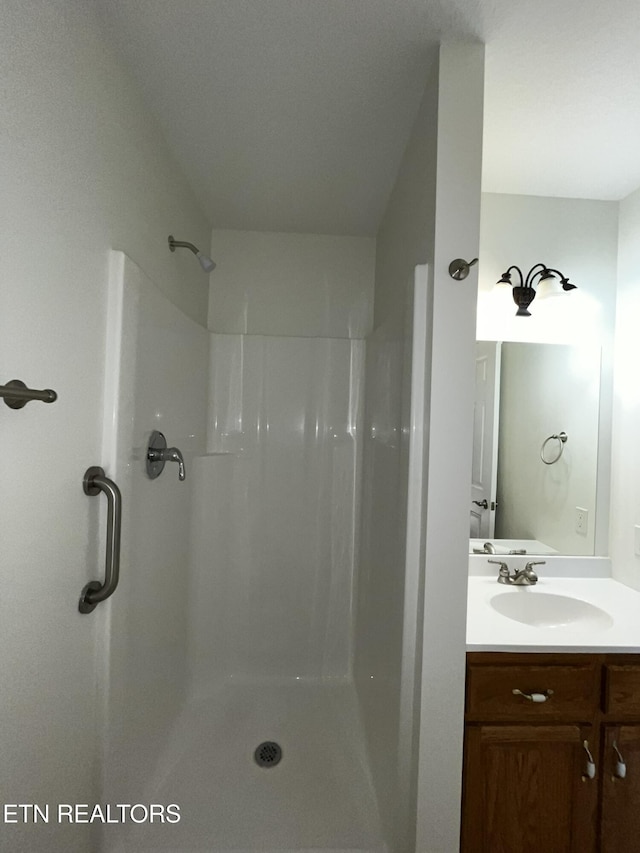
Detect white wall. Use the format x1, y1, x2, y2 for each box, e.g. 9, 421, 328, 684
477, 193, 618, 556
496, 343, 601, 554
478, 193, 618, 346
209, 229, 375, 337
0, 3, 209, 851
355, 59, 439, 853
414, 43, 484, 853
610, 185, 640, 590
355, 43, 484, 853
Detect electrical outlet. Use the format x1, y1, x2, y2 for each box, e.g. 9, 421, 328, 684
576, 507, 588, 535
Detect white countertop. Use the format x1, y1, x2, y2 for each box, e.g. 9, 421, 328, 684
467, 573, 640, 653
470, 538, 558, 556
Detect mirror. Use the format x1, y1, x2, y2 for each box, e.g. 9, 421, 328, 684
470, 341, 601, 556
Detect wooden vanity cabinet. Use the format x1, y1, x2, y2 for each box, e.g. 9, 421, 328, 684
462, 653, 640, 853
600, 725, 640, 852
463, 722, 597, 852
599, 662, 640, 852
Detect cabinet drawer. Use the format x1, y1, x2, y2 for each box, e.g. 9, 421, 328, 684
466, 663, 600, 720
604, 665, 640, 715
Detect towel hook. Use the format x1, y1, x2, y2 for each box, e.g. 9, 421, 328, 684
448, 258, 478, 281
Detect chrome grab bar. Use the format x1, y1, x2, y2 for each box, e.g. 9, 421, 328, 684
0, 379, 57, 409
79, 466, 122, 614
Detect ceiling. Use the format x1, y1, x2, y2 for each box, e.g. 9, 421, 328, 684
95, 0, 640, 235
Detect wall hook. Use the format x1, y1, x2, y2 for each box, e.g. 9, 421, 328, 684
448, 258, 478, 281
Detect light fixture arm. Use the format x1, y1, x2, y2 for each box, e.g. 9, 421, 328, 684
543, 267, 577, 290
504, 265, 524, 287
524, 262, 548, 288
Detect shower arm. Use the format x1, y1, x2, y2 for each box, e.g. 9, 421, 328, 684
169, 237, 199, 254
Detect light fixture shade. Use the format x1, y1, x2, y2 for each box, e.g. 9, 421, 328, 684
536, 274, 563, 301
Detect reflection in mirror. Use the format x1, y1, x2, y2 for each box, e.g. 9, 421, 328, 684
470, 341, 601, 556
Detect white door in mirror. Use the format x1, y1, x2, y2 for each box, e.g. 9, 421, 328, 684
470, 341, 500, 539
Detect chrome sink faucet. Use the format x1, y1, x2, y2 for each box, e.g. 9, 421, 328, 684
488, 559, 545, 585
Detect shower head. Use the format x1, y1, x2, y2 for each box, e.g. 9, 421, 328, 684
195, 252, 216, 273
168, 235, 216, 273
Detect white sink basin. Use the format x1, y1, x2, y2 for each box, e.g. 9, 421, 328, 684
490, 591, 614, 630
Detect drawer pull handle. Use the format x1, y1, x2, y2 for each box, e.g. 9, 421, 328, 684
613, 741, 627, 779
583, 740, 596, 780
512, 688, 554, 703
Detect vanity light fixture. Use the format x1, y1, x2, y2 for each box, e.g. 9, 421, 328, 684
496, 263, 577, 316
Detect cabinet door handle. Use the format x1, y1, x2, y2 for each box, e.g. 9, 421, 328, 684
512, 688, 554, 703
613, 741, 627, 779
583, 740, 596, 780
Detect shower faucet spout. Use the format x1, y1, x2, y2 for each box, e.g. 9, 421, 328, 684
162, 447, 186, 481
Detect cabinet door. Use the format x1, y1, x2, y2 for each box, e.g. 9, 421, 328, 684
601, 725, 640, 853
461, 724, 597, 853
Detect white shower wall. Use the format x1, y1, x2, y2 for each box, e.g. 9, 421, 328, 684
356, 274, 428, 853
101, 253, 208, 816
100, 255, 384, 853
190, 333, 364, 684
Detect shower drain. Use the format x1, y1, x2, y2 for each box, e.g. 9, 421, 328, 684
254, 741, 282, 768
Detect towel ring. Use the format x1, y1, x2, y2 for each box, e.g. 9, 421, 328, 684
540, 431, 568, 465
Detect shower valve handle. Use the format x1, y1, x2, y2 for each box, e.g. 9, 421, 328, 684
152, 446, 185, 481
146, 431, 186, 481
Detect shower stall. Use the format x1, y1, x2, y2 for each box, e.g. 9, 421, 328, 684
94, 250, 429, 853
1, 13, 483, 851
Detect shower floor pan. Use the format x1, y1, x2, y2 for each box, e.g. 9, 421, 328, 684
104, 679, 387, 853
